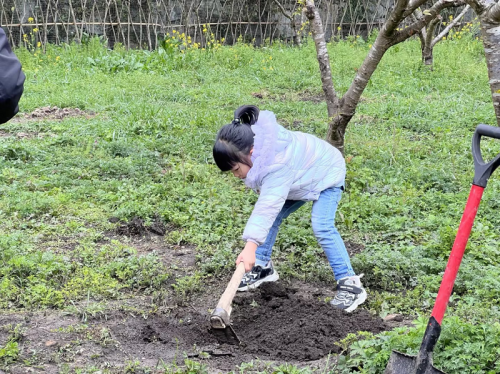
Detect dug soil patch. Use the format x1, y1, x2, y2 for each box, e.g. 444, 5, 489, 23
3, 281, 388, 373
230, 282, 386, 361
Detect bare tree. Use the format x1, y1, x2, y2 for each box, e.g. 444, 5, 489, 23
304, 0, 500, 154
273, 0, 304, 46
414, 5, 471, 68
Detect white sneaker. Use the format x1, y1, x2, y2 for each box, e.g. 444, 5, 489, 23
330, 274, 367, 313
237, 261, 279, 291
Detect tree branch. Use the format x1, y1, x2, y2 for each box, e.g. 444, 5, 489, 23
485, 0, 500, 22
404, 0, 434, 18
432, 4, 470, 47
464, 0, 487, 15
273, 0, 293, 21
392, 0, 465, 45
426, 16, 442, 46
384, 0, 411, 33
304, 0, 340, 118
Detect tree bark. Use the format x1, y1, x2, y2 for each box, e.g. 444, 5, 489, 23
473, 0, 500, 123
422, 17, 440, 68
304, 1, 340, 120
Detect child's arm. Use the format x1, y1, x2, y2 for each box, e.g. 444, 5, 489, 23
238, 165, 294, 271
236, 241, 258, 272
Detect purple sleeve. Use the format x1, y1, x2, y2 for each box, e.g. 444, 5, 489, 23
0, 27, 25, 124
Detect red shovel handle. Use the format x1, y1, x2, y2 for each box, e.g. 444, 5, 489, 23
413, 125, 500, 374
431, 184, 484, 324
432, 124, 500, 324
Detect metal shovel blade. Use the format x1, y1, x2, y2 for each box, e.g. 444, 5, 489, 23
384, 351, 446, 374
209, 314, 241, 345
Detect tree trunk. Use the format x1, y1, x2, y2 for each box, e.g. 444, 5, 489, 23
479, 17, 500, 123
291, 13, 302, 46
303, 2, 340, 120
423, 46, 434, 67
467, 0, 500, 124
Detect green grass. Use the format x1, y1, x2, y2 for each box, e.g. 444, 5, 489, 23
0, 31, 498, 372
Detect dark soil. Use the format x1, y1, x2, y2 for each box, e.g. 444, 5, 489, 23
112, 215, 173, 237
230, 282, 386, 361
3, 280, 389, 373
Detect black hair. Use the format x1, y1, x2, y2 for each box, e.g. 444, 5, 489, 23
213, 105, 260, 172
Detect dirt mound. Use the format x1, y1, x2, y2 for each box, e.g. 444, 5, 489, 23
230, 282, 386, 361
12, 106, 95, 122
112, 216, 170, 237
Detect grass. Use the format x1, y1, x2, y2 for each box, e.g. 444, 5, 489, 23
0, 29, 498, 372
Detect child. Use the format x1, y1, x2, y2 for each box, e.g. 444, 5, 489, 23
213, 105, 366, 312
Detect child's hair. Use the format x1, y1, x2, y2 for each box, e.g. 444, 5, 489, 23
213, 105, 260, 172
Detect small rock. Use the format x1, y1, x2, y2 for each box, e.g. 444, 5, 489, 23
45, 340, 59, 347
384, 313, 404, 322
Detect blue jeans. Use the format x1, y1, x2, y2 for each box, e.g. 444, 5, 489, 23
255, 187, 355, 280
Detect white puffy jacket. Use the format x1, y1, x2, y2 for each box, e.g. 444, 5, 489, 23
242, 111, 345, 245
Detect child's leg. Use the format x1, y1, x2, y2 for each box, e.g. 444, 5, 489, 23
255, 199, 306, 266
311, 187, 355, 280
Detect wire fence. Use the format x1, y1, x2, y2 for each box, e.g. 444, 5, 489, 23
0, 0, 473, 49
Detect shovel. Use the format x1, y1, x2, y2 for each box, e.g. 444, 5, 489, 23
385, 124, 500, 374
209, 261, 246, 345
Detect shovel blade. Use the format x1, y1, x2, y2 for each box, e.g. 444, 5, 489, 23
385, 351, 446, 374
209, 325, 241, 345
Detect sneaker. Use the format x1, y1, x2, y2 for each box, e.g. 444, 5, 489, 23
330, 274, 367, 313
237, 261, 279, 291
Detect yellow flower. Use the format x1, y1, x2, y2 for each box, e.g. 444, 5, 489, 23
33, 28, 39, 33
369, 44, 372, 48
442, 37, 445, 40
173, 30, 176, 33
37, 41, 41, 47
449, 15, 453, 20
442, 22, 447, 26
56, 56, 60, 61
28, 17, 34, 23
337, 26, 341, 31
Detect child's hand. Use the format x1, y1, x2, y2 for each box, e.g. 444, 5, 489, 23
236, 241, 258, 272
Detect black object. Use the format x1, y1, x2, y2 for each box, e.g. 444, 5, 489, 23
234, 105, 259, 125
472, 124, 500, 187
0, 27, 25, 124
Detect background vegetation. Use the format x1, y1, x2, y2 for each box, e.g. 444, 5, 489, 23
1, 28, 499, 372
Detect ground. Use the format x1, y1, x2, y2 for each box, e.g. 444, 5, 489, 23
1, 222, 394, 373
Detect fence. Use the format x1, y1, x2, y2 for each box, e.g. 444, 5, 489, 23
0, 0, 472, 49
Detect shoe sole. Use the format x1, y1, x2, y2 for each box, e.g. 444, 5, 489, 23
343, 289, 367, 313
237, 271, 279, 292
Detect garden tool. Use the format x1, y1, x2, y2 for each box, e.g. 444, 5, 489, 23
209, 261, 246, 345
385, 124, 500, 374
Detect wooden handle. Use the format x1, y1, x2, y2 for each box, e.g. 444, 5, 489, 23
216, 261, 246, 314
